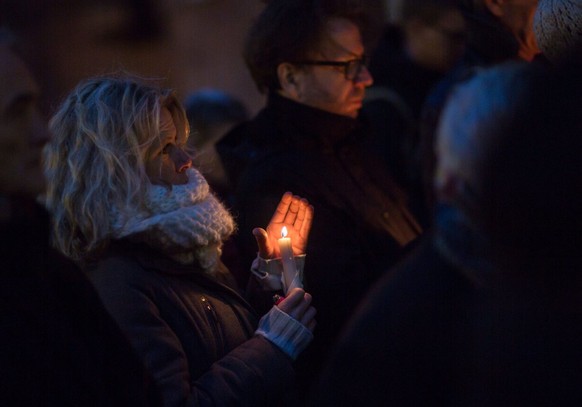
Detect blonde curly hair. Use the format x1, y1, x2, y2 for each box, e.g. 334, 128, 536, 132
44, 75, 189, 262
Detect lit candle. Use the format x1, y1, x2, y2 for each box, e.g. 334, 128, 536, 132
278, 226, 301, 294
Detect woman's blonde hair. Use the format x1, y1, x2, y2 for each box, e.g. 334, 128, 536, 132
44, 75, 189, 262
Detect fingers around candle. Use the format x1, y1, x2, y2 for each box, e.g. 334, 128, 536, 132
278, 287, 305, 309
292, 298, 314, 325
300, 307, 317, 331
279, 289, 312, 320
301, 291, 313, 308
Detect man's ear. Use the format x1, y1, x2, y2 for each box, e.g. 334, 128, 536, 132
483, 0, 507, 18
277, 62, 301, 99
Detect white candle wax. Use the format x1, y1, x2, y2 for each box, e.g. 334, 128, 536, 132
278, 226, 301, 294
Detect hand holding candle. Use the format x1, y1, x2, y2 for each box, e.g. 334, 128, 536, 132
253, 192, 314, 258
252, 192, 314, 293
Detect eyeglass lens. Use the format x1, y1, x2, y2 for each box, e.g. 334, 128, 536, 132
346, 58, 366, 80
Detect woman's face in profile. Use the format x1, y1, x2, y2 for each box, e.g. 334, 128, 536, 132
144, 107, 192, 186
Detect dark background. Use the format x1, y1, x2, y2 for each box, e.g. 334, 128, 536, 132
1, 0, 388, 118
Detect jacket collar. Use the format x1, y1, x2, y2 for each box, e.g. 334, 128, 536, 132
267, 92, 359, 147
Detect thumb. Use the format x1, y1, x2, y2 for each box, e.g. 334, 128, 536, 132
253, 227, 272, 258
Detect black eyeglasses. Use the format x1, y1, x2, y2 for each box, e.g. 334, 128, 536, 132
295, 55, 370, 80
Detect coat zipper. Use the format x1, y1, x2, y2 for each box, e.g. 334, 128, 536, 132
200, 296, 225, 351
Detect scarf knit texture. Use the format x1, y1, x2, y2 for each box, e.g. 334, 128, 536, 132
110, 167, 235, 271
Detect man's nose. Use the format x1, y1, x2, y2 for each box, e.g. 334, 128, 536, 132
354, 65, 373, 87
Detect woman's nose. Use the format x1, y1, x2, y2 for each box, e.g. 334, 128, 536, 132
170, 146, 192, 173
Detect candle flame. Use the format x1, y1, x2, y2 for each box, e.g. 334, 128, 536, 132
281, 226, 288, 238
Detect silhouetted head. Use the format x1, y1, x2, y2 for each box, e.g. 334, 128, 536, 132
0, 31, 50, 198
436, 60, 582, 271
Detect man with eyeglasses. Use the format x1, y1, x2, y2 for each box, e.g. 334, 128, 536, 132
217, 0, 422, 400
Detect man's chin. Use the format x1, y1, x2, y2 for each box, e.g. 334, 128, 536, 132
349, 100, 364, 115
344, 107, 360, 119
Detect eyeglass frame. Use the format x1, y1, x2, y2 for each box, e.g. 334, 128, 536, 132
293, 55, 370, 81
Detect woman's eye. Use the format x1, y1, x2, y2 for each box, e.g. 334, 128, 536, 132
162, 144, 172, 154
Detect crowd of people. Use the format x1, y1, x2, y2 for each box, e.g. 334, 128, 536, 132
2, 0, 582, 405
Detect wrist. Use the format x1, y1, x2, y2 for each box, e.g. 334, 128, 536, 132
250, 254, 306, 291
255, 306, 313, 360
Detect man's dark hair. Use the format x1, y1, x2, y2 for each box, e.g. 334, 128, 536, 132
244, 0, 368, 94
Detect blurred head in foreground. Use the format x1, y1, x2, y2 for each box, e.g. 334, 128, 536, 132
435, 58, 582, 273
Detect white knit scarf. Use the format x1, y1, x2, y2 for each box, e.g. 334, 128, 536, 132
110, 167, 235, 272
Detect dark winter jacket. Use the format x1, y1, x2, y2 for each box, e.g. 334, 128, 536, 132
86, 241, 295, 407
217, 92, 422, 398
